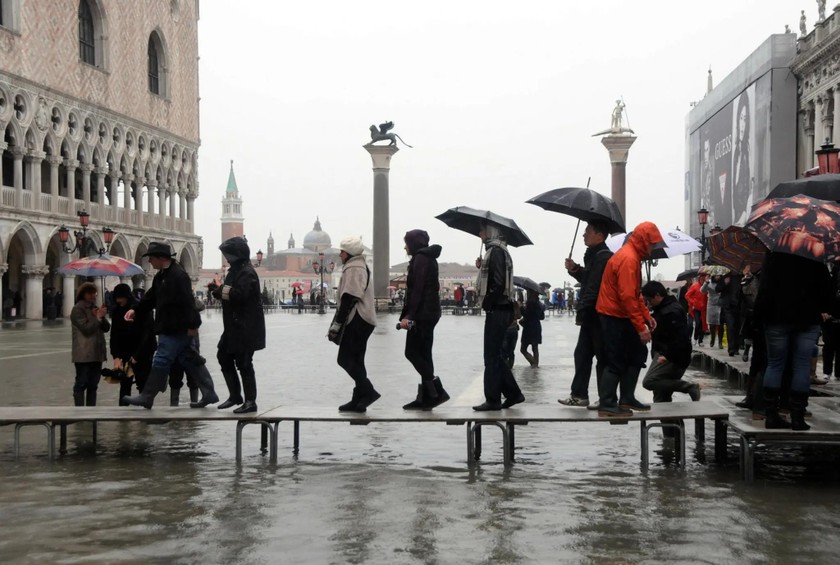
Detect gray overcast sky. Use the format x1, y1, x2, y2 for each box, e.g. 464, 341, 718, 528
194, 0, 799, 285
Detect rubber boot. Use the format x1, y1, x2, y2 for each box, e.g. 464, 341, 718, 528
188, 364, 219, 408
189, 387, 200, 403
431, 377, 450, 407
170, 387, 181, 407
790, 391, 811, 431
421, 380, 440, 410
735, 372, 756, 409
763, 387, 791, 429
339, 387, 364, 412
619, 368, 650, 411
73, 391, 84, 407
124, 366, 168, 409
85, 389, 96, 407
355, 378, 381, 410
402, 385, 426, 410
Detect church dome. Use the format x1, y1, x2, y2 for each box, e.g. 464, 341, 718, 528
303, 217, 331, 251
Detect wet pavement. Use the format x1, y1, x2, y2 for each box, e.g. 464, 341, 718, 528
2, 311, 840, 563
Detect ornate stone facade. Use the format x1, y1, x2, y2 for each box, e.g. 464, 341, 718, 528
0, 0, 202, 319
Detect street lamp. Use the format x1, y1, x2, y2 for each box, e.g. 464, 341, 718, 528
697, 207, 709, 264
255, 249, 263, 267
312, 251, 335, 314
816, 138, 840, 174
58, 210, 115, 255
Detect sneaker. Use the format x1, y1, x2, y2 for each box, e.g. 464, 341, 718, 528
586, 402, 601, 411
619, 398, 651, 411
688, 383, 702, 402
811, 375, 829, 385
598, 405, 633, 418
558, 396, 590, 407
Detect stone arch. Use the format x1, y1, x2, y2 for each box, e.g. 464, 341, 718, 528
42, 129, 58, 156
178, 242, 198, 277
8, 220, 44, 260
24, 126, 39, 151
79, 0, 110, 69
107, 233, 131, 259
4, 120, 22, 147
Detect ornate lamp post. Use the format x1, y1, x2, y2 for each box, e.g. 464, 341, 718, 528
255, 249, 263, 267
312, 251, 335, 314
58, 210, 115, 255
816, 138, 840, 174
697, 207, 709, 264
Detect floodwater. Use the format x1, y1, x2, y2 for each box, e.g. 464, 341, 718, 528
2, 310, 840, 564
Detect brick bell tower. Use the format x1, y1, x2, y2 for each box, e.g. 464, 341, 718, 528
220, 160, 244, 268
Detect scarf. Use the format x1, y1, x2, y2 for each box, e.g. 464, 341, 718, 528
478, 239, 514, 302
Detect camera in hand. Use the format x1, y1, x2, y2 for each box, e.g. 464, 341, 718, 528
396, 320, 415, 330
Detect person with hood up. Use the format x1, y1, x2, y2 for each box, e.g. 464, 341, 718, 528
595, 221, 664, 417
209, 236, 266, 414
328, 236, 379, 412
472, 222, 525, 411
399, 229, 450, 410
108, 283, 156, 405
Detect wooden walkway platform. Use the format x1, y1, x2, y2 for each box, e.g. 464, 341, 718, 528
1, 402, 729, 471
717, 395, 840, 480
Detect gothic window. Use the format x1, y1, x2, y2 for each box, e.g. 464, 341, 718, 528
1, 0, 21, 32
148, 36, 160, 94
78, 0, 96, 65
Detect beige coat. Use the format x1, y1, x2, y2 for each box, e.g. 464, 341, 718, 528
338, 255, 376, 326
70, 299, 110, 363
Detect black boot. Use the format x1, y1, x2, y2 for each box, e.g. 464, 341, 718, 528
402, 385, 426, 410
421, 380, 441, 410
339, 387, 364, 412
188, 365, 219, 408
189, 387, 200, 403
356, 378, 381, 410
85, 389, 97, 407
73, 391, 84, 407
790, 391, 811, 431
735, 373, 756, 409
170, 387, 181, 407
431, 377, 450, 407
619, 368, 650, 411
763, 387, 791, 429
124, 367, 167, 409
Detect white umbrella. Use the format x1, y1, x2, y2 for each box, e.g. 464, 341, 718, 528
606, 227, 701, 259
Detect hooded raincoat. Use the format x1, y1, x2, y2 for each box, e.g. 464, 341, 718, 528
218, 237, 266, 353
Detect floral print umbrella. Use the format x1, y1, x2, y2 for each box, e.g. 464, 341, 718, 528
707, 225, 769, 273
745, 194, 840, 263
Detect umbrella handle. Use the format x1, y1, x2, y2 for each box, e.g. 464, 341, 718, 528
569, 218, 581, 259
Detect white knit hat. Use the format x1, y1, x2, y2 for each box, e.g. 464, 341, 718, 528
339, 236, 365, 256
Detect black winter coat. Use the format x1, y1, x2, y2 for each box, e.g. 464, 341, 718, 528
754, 252, 831, 327
650, 295, 692, 368
135, 260, 200, 335
401, 244, 442, 321
218, 244, 266, 353
569, 242, 612, 327
110, 300, 156, 364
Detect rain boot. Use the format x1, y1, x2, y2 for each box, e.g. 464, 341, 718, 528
355, 378, 381, 410
170, 387, 181, 407
421, 380, 440, 410
402, 385, 426, 410
339, 387, 363, 412
431, 377, 450, 407
124, 366, 167, 409
790, 391, 811, 431
735, 372, 756, 409
189, 387, 200, 404
85, 389, 97, 407
619, 367, 650, 411
763, 387, 791, 429
188, 365, 219, 408
73, 391, 84, 407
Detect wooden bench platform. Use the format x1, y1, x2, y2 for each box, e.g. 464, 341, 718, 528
718, 396, 840, 480
1, 401, 729, 471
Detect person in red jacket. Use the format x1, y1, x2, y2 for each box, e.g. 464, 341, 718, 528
684, 273, 709, 346
595, 221, 665, 417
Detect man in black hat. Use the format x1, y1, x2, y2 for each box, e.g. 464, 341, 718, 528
123, 242, 219, 409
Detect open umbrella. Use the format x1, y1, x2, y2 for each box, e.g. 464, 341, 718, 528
676, 268, 699, 282
513, 275, 541, 293
290, 281, 304, 288
707, 225, 768, 273
745, 194, 840, 263
61, 253, 145, 278
435, 206, 533, 247
699, 264, 730, 277
527, 185, 624, 258
768, 174, 840, 201
606, 228, 700, 259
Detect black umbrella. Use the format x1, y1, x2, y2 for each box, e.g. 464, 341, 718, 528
435, 206, 533, 247
526, 186, 625, 258
513, 275, 541, 293
676, 268, 699, 282
768, 174, 840, 201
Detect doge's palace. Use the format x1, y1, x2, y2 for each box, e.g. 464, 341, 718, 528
0, 0, 202, 319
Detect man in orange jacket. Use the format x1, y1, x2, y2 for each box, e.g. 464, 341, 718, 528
595, 221, 665, 417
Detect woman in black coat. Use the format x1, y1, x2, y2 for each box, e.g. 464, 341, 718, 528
109, 283, 156, 405
210, 237, 266, 414
519, 289, 545, 367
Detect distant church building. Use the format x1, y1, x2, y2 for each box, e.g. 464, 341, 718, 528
220, 160, 244, 268
0, 0, 203, 319
262, 217, 341, 272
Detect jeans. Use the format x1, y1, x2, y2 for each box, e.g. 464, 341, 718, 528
823, 323, 840, 376
483, 309, 522, 404
153, 333, 206, 372
405, 319, 438, 381
692, 310, 704, 343
570, 323, 604, 399
598, 314, 648, 408
721, 307, 740, 353
763, 324, 820, 394
642, 353, 690, 402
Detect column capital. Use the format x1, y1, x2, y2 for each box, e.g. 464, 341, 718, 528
21, 264, 50, 277
123, 173, 135, 183
26, 150, 46, 162
10, 146, 26, 158
79, 162, 95, 173
95, 167, 108, 177
364, 144, 399, 170
48, 155, 63, 167
64, 158, 80, 169
135, 176, 146, 186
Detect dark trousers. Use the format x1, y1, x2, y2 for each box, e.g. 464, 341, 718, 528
598, 314, 647, 408
692, 310, 704, 343
570, 323, 604, 399
722, 307, 740, 353
73, 362, 102, 405
337, 316, 375, 386
218, 349, 257, 402
169, 361, 198, 391
823, 323, 840, 376
642, 354, 691, 402
404, 318, 438, 382
483, 309, 522, 404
